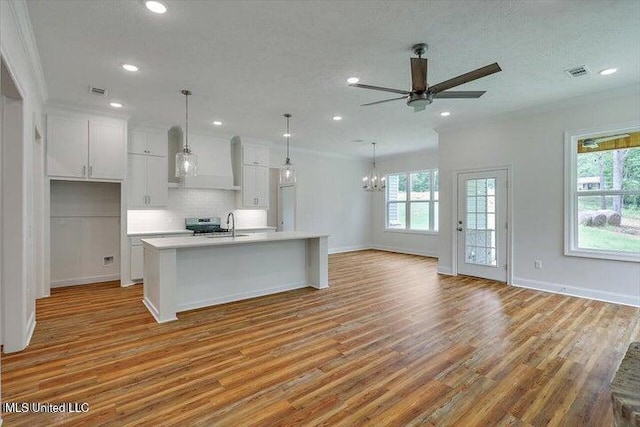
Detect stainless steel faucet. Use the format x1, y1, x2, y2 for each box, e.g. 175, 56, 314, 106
226, 212, 235, 238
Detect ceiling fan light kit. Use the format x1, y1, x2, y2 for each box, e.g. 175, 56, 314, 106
349, 42, 501, 112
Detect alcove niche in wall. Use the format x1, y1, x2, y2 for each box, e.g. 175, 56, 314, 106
50, 180, 121, 287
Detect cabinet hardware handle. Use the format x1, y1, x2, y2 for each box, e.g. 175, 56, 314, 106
89, 166, 93, 176
82, 165, 86, 176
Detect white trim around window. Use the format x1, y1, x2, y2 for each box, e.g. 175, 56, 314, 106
564, 122, 640, 262
385, 169, 438, 233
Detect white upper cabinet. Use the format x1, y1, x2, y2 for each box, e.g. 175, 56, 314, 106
232, 140, 270, 209
47, 115, 88, 178
242, 144, 269, 166
127, 128, 169, 208
47, 113, 125, 181
89, 120, 126, 180
129, 129, 168, 157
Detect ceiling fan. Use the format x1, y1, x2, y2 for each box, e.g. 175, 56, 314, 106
349, 43, 502, 112
580, 134, 630, 148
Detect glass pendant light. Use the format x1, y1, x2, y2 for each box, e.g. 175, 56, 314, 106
175, 89, 198, 177
363, 142, 385, 191
279, 113, 296, 185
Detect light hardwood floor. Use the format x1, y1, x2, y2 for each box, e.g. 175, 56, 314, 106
2, 250, 639, 426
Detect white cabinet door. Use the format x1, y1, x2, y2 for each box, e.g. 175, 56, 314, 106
146, 155, 168, 207
145, 130, 168, 157
242, 166, 256, 206
241, 165, 269, 208
89, 120, 125, 179
47, 115, 88, 178
254, 165, 269, 207
128, 154, 147, 207
130, 244, 144, 280
243, 145, 269, 166
129, 130, 147, 155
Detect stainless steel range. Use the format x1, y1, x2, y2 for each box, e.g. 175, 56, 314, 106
185, 217, 231, 236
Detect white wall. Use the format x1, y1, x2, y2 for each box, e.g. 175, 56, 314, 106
1, 0, 47, 353
128, 188, 238, 232
372, 149, 439, 257
50, 181, 121, 287
438, 86, 640, 306
269, 146, 372, 253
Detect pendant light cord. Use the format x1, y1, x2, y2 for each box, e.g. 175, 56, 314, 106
185, 92, 189, 151
284, 113, 291, 162
372, 142, 377, 168
181, 89, 192, 152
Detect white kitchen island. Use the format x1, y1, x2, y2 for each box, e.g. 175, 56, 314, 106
141, 232, 329, 323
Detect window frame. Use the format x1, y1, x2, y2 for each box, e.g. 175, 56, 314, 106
385, 169, 439, 234
564, 123, 640, 262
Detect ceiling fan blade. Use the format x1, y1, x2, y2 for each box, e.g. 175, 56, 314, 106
361, 96, 406, 106
349, 83, 410, 95
429, 63, 502, 94
433, 91, 486, 98
413, 104, 426, 112
410, 57, 428, 92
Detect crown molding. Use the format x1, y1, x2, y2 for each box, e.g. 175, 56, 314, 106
7, 0, 48, 102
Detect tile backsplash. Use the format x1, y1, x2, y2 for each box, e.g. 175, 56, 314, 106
127, 188, 266, 232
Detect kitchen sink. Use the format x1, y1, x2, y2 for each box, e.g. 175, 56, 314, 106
206, 234, 250, 238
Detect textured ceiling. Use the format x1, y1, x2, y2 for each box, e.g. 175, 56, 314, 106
26, 0, 640, 157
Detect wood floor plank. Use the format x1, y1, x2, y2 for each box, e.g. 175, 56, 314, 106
1, 250, 637, 426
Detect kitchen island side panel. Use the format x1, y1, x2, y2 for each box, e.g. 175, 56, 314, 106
175, 239, 308, 311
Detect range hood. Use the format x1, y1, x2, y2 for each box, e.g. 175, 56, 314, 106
168, 126, 239, 190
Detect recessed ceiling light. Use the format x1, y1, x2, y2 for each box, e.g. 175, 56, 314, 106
109, 102, 123, 108
283, 133, 291, 137
599, 67, 618, 76
332, 116, 342, 121
440, 111, 451, 117
122, 64, 139, 72
145, 1, 167, 14
212, 121, 222, 126
347, 77, 360, 84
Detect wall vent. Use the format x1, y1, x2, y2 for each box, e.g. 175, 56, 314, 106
565, 66, 590, 78
88, 85, 108, 96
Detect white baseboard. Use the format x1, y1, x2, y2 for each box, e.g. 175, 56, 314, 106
51, 274, 120, 288
329, 245, 372, 254
437, 266, 454, 276
24, 311, 36, 349
372, 245, 438, 258
142, 297, 176, 323
512, 277, 640, 307
176, 282, 310, 313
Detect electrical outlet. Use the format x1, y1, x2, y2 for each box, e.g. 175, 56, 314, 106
103, 256, 114, 266
534, 260, 542, 269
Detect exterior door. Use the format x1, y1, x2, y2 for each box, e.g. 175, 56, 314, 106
457, 169, 508, 282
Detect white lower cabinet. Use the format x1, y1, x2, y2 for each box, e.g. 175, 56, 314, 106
129, 233, 192, 282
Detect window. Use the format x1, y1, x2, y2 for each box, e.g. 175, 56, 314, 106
565, 126, 640, 262
386, 169, 438, 232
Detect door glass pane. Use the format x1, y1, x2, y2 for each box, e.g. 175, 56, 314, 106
465, 177, 499, 267
434, 201, 439, 231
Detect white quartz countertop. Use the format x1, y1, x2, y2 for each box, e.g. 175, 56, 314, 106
142, 231, 329, 250
128, 229, 194, 237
